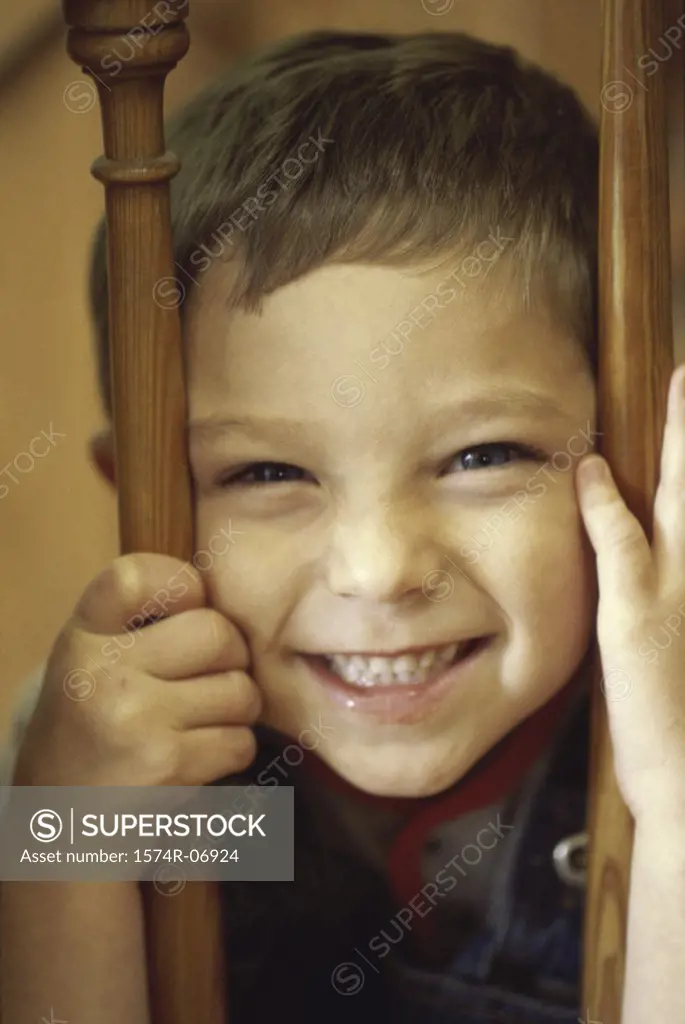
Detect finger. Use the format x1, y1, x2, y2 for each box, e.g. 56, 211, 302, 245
179, 726, 258, 784
652, 363, 685, 574
72, 552, 207, 635
91, 607, 251, 679
165, 671, 262, 729
576, 454, 654, 605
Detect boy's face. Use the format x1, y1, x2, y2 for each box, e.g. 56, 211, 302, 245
181, 259, 597, 797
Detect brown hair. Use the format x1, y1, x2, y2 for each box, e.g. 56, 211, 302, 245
89, 29, 598, 416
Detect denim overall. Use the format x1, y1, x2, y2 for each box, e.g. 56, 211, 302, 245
382, 691, 588, 1023
221, 690, 589, 1023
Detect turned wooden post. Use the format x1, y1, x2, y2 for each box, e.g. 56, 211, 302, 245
62, 2, 227, 1021
584, 0, 674, 1019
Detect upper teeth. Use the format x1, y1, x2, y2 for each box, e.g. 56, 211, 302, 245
326, 643, 461, 687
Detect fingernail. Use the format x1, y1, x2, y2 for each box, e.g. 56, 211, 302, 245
669, 364, 685, 411
579, 456, 607, 485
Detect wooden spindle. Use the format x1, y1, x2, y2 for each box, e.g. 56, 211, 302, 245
665, 0, 685, 353
62, 2, 227, 1021
585, 0, 674, 1020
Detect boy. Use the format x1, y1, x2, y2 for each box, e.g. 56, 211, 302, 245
3, 28, 685, 1024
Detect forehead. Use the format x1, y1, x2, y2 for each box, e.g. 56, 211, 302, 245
185, 261, 593, 429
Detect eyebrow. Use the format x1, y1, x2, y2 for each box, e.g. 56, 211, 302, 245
425, 387, 573, 430
187, 387, 572, 442
188, 414, 314, 442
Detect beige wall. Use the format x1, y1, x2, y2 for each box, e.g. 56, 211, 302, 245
0, 1, 604, 731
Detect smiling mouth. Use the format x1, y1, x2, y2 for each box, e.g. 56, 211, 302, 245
316, 638, 484, 688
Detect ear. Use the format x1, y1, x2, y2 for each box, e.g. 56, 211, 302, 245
89, 427, 116, 487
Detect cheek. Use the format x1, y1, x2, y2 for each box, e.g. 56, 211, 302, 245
196, 510, 298, 642
465, 489, 596, 661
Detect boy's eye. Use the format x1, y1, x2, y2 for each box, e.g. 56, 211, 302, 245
442, 442, 544, 474
213, 444, 544, 489
216, 461, 312, 488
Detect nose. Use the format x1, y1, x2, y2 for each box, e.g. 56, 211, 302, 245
324, 498, 446, 603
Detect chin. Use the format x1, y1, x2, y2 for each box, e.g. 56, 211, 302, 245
326, 741, 477, 799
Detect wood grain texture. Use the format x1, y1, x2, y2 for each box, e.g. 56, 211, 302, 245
62, 2, 227, 1022
665, 0, 685, 356
584, 0, 674, 1019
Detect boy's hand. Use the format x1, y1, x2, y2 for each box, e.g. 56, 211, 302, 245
12, 553, 262, 790
576, 363, 685, 825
